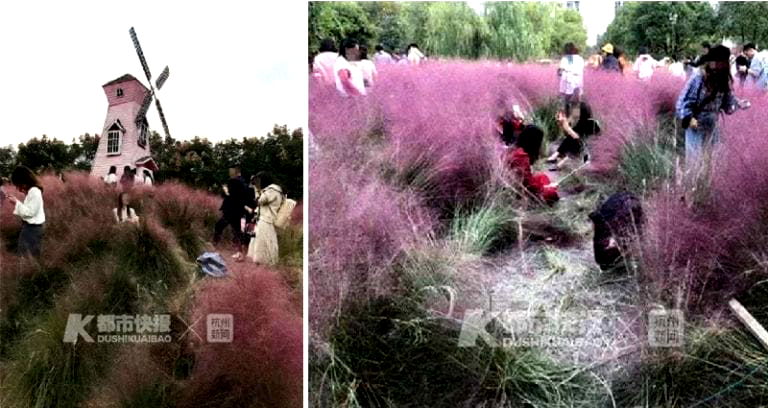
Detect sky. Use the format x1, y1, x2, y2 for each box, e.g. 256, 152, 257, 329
0, 0, 307, 147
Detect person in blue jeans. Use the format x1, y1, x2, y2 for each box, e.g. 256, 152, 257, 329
676, 45, 750, 171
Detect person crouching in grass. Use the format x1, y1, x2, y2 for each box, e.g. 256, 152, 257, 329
7, 166, 45, 258
113, 192, 140, 224
505, 125, 559, 206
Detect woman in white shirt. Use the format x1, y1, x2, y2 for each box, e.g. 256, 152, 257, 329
333, 38, 367, 97
142, 169, 154, 186
352, 45, 377, 89
407, 43, 426, 65
247, 171, 283, 266
633, 47, 660, 80
558, 42, 585, 109
8, 166, 46, 257
113, 192, 140, 224
104, 166, 118, 185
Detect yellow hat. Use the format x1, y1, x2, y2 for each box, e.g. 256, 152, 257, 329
602, 43, 614, 54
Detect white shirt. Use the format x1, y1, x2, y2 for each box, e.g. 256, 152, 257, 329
559, 54, 584, 95
373, 51, 393, 65
333, 57, 367, 96
104, 173, 117, 184
668, 62, 686, 78
312, 51, 338, 85
14, 186, 45, 225
353, 59, 377, 88
113, 207, 139, 224
633, 54, 659, 80
407, 48, 425, 65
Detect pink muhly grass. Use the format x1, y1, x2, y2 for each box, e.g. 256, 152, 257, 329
309, 162, 436, 337
639, 92, 768, 313
183, 263, 302, 408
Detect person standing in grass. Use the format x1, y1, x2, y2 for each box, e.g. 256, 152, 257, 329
214, 166, 248, 261
601, 43, 620, 72
406, 43, 426, 65
113, 192, 139, 224
743, 43, 768, 90
558, 42, 584, 109
312, 38, 338, 85
247, 171, 284, 265
633, 46, 660, 81
120, 166, 134, 189
373, 44, 394, 65
333, 38, 367, 97
352, 45, 377, 89
8, 166, 45, 257
676, 45, 751, 170
104, 165, 118, 185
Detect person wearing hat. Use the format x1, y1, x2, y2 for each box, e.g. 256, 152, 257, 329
676, 45, 751, 170
744, 43, 768, 90
601, 43, 620, 72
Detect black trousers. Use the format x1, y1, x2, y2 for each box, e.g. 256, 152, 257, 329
19, 223, 44, 257
213, 215, 246, 246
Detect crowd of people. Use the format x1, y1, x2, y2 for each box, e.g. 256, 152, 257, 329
584, 40, 768, 88
1, 164, 289, 267
311, 37, 427, 96
213, 166, 286, 266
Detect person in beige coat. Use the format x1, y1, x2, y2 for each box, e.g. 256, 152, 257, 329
247, 172, 283, 265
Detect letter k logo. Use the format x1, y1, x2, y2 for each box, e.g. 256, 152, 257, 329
63, 314, 94, 343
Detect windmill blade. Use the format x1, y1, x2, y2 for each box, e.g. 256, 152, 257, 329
129, 27, 152, 83
136, 92, 153, 124
156, 66, 169, 90
153, 97, 171, 139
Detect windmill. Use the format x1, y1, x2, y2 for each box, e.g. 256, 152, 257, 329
129, 26, 171, 139
90, 27, 170, 181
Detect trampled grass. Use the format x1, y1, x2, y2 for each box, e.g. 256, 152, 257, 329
310, 60, 768, 406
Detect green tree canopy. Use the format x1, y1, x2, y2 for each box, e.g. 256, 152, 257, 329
604, 2, 717, 59
717, 2, 768, 47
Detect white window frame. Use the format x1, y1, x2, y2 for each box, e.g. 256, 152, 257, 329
137, 120, 148, 148
107, 130, 122, 155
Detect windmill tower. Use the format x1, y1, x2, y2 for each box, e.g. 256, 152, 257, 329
91, 27, 171, 180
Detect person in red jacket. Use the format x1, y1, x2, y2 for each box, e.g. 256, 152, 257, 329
505, 125, 559, 205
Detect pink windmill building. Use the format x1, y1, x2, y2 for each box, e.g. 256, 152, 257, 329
91, 27, 171, 181
91, 74, 158, 179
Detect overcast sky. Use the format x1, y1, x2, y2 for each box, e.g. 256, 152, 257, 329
0, 0, 307, 147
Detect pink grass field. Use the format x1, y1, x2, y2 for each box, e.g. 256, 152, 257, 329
309, 59, 768, 332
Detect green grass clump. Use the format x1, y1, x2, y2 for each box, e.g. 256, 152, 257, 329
450, 200, 519, 256
616, 126, 677, 195
612, 323, 768, 408
311, 296, 606, 408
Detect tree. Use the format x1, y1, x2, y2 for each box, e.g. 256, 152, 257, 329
70, 133, 99, 171
604, 2, 717, 59
0, 146, 16, 178
717, 2, 768, 47
550, 8, 588, 57
421, 2, 488, 58
308, 2, 377, 53
16, 136, 76, 173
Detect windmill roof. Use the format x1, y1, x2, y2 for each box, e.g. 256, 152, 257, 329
103, 74, 148, 90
